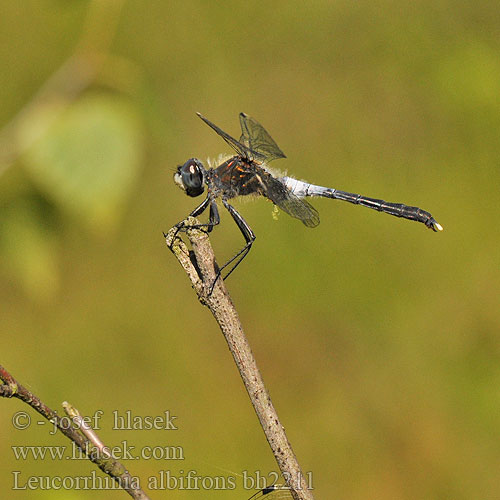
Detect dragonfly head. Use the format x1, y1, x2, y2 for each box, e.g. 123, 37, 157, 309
174, 158, 205, 197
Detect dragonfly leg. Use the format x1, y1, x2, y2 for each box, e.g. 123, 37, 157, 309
172, 197, 220, 237
209, 200, 256, 293
207, 201, 220, 233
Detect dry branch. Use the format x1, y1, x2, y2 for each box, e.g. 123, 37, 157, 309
165, 217, 314, 500
0, 365, 150, 500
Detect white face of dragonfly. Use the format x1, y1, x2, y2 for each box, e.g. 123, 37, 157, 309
174, 158, 205, 197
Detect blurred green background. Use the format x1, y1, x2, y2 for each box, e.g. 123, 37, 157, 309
1, 1, 499, 499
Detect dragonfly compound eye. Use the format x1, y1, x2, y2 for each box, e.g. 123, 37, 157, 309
176, 158, 205, 197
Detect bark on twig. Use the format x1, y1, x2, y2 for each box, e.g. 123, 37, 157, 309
165, 217, 315, 500
0, 365, 150, 500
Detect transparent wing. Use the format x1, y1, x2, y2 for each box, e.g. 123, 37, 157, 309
197, 112, 265, 161
246, 484, 293, 500
239, 113, 286, 163
264, 175, 320, 228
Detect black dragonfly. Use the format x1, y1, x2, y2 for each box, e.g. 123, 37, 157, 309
246, 483, 293, 500
174, 112, 442, 285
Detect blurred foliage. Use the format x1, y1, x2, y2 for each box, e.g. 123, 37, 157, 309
21, 94, 143, 232
1, 1, 499, 499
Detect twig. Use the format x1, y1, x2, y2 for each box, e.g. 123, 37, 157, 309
62, 401, 112, 459
165, 218, 315, 500
0, 365, 150, 500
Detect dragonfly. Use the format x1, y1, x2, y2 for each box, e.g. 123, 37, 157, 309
174, 112, 442, 285
246, 484, 293, 500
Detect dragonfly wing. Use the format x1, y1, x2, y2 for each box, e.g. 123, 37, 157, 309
264, 175, 320, 228
239, 113, 286, 163
246, 484, 293, 500
197, 112, 255, 160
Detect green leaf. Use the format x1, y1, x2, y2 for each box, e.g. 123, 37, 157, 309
20, 94, 143, 231
0, 201, 59, 301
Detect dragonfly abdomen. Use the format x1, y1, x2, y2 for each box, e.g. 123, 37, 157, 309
282, 177, 442, 232
281, 177, 335, 198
